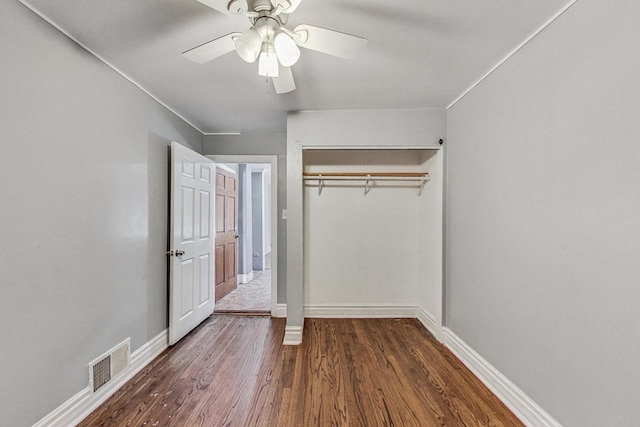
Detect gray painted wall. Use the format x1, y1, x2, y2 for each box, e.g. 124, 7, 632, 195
202, 134, 286, 303
446, 1, 640, 425
0, 2, 202, 426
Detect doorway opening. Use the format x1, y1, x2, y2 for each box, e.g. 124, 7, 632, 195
210, 159, 277, 316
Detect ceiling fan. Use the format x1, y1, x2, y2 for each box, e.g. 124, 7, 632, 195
182, 0, 368, 94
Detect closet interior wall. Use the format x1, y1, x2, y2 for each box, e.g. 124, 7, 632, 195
303, 149, 442, 315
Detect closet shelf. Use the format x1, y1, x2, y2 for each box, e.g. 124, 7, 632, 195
303, 172, 430, 195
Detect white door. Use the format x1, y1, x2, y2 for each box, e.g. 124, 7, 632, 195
169, 141, 215, 345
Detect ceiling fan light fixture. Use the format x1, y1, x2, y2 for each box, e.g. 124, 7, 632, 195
184, 0, 368, 94
235, 28, 262, 63
258, 43, 279, 77
274, 31, 300, 67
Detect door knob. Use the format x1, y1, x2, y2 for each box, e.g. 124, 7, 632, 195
167, 250, 185, 256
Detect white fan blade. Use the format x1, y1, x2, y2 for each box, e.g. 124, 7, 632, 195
196, 0, 233, 15
282, 0, 303, 14
269, 0, 302, 14
273, 66, 296, 94
294, 24, 367, 60
182, 33, 240, 64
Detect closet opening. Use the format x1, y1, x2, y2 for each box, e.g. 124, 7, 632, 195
301, 148, 443, 332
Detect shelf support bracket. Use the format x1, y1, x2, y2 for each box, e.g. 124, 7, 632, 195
318, 174, 324, 195
417, 174, 430, 196
364, 174, 371, 195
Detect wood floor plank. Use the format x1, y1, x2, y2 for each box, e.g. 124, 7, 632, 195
243, 320, 285, 426
79, 316, 523, 427
404, 320, 518, 425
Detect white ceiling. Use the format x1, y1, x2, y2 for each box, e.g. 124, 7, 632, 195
22, 0, 573, 134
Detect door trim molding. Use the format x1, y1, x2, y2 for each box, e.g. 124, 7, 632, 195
206, 155, 279, 316
283, 325, 303, 345
275, 303, 287, 318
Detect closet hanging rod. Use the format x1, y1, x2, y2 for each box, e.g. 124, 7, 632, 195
303, 172, 430, 196
303, 172, 428, 178
303, 176, 428, 182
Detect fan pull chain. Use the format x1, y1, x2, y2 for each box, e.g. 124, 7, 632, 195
265, 76, 270, 94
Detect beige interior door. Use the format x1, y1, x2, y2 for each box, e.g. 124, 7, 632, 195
215, 165, 238, 301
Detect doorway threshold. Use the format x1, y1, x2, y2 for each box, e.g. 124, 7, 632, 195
215, 310, 271, 317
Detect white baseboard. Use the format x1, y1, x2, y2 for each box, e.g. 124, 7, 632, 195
282, 325, 303, 345
442, 328, 561, 427
303, 304, 417, 318
415, 306, 440, 339
238, 271, 254, 284
33, 329, 168, 427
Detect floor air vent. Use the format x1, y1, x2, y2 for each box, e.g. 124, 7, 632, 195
89, 338, 131, 393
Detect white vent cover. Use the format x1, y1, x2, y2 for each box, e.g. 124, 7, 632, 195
91, 356, 111, 392
88, 338, 131, 393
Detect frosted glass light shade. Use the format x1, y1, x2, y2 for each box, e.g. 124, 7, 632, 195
274, 32, 300, 67
258, 43, 279, 77
235, 29, 262, 63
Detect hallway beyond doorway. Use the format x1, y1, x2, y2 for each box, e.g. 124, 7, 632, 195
216, 252, 271, 313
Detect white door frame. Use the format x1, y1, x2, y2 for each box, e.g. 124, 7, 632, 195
206, 155, 279, 317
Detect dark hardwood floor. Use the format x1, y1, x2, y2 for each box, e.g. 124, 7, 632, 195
79, 316, 523, 426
